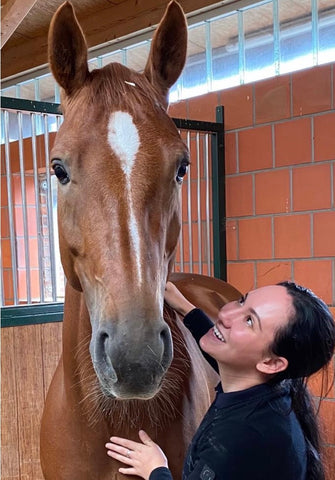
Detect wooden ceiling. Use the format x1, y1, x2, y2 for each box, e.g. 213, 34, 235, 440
1, 0, 240, 80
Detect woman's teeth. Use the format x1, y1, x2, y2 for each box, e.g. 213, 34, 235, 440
213, 325, 225, 342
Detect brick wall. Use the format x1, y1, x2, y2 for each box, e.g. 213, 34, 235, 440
169, 61, 335, 480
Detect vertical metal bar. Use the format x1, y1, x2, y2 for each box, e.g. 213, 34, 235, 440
31, 112, 44, 302
4, 110, 19, 304
18, 111, 32, 303
311, 0, 319, 65
273, 0, 280, 75
34, 78, 40, 101
205, 21, 213, 93
0, 248, 4, 305
196, 132, 202, 273
43, 114, 57, 301
186, 131, 193, 272
238, 10, 245, 84
205, 133, 211, 275
178, 130, 184, 273
211, 106, 226, 280
55, 83, 60, 104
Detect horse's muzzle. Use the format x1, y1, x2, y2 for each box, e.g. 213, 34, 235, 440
90, 320, 173, 399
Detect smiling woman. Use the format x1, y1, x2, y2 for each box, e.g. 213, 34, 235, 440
105, 280, 335, 480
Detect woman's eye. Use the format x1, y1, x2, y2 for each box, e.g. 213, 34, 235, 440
176, 161, 189, 183
52, 161, 70, 185
246, 317, 253, 327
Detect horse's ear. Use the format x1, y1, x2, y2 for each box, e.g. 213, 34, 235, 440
48, 1, 89, 96
144, 1, 187, 108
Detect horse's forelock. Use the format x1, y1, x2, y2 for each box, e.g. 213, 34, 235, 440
62, 62, 165, 115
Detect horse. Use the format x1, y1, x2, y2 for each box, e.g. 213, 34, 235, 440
40, 2, 241, 479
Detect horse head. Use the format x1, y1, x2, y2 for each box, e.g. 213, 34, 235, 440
48, 1, 188, 400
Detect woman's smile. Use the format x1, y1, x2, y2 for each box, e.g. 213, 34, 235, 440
213, 324, 226, 342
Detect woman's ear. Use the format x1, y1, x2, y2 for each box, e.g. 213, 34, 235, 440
256, 355, 288, 375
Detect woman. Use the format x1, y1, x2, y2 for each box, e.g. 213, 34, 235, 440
105, 281, 335, 480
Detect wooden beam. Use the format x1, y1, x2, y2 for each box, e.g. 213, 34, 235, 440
1, 0, 39, 48
1, 0, 222, 80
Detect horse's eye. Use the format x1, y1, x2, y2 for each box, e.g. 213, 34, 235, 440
52, 160, 70, 185
176, 160, 189, 183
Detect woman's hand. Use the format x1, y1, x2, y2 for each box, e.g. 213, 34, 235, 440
105, 430, 168, 480
164, 281, 195, 317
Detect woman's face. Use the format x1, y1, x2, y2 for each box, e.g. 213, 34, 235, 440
200, 285, 293, 375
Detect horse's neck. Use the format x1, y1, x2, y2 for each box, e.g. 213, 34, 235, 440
61, 283, 192, 432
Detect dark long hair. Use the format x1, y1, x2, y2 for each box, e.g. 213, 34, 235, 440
270, 281, 335, 480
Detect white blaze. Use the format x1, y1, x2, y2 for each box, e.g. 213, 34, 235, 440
107, 111, 142, 285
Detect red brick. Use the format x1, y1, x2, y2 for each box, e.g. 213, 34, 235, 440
219, 84, 253, 130
2, 269, 14, 304
314, 212, 335, 257
274, 214, 311, 258
256, 261, 292, 287
255, 74, 291, 124
292, 164, 331, 211
16, 238, 39, 268
227, 262, 255, 293
255, 169, 290, 214
294, 259, 332, 304
275, 118, 312, 166
239, 217, 272, 260
14, 206, 38, 237
1, 176, 9, 206
314, 112, 335, 162
226, 219, 238, 261
292, 64, 331, 116
319, 400, 335, 444
226, 174, 253, 217
239, 125, 272, 172
188, 91, 220, 122
12, 175, 36, 206
322, 445, 335, 480
308, 360, 334, 399
1, 207, 10, 238
225, 132, 237, 175
1, 239, 12, 268
168, 100, 188, 119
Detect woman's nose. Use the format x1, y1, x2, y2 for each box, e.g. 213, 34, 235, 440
218, 306, 234, 328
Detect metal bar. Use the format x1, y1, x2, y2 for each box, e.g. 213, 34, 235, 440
3, 110, 19, 304
31, 112, 44, 302
43, 114, 57, 301
273, 0, 280, 75
1, 97, 61, 115
211, 106, 226, 280
173, 117, 222, 133
1, 302, 64, 327
311, 0, 318, 65
177, 131, 184, 273
205, 21, 212, 93
196, 132, 202, 273
186, 131, 193, 273
205, 133, 211, 275
18, 111, 32, 302
238, 10, 245, 84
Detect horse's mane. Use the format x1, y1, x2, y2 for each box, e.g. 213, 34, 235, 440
61, 62, 166, 117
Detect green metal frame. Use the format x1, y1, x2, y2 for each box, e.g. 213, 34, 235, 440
1, 98, 226, 327
1, 303, 64, 327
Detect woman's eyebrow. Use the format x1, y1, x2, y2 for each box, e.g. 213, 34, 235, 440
244, 292, 262, 331
250, 308, 262, 331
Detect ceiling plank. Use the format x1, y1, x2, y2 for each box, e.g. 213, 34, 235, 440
1, 0, 39, 48
1, 0, 225, 80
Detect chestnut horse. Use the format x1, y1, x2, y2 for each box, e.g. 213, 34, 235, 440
40, 2, 240, 479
